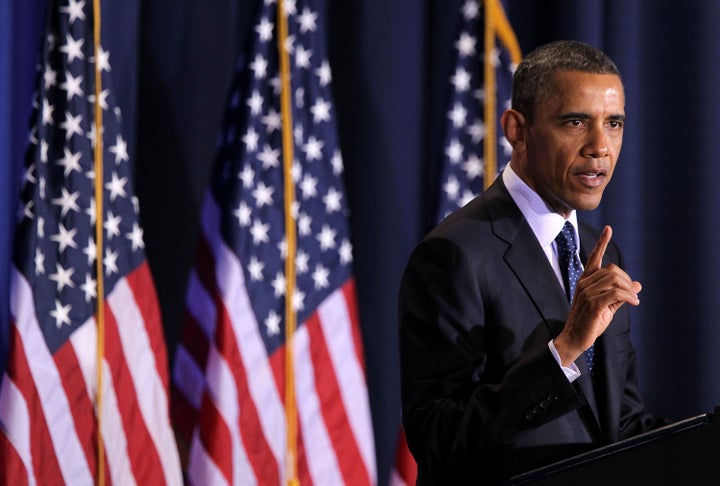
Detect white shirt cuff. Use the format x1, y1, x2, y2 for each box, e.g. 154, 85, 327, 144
548, 340, 581, 382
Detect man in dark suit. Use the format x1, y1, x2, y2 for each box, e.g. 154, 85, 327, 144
399, 40, 662, 484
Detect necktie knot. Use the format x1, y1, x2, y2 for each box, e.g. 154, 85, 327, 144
555, 222, 581, 303
555, 221, 577, 255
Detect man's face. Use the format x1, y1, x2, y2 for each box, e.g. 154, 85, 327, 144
517, 71, 625, 218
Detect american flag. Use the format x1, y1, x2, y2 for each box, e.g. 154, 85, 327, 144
435, 0, 521, 221
0, 1, 182, 484
171, 0, 377, 484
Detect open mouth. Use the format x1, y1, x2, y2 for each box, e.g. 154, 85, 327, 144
575, 169, 607, 187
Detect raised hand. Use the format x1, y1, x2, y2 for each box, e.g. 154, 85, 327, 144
553, 226, 642, 367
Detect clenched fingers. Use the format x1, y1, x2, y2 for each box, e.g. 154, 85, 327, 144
576, 264, 641, 306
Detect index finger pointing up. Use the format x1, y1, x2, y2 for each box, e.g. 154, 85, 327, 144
586, 225, 612, 271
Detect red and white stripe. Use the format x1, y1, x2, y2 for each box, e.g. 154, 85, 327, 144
0, 263, 182, 485
389, 428, 417, 486
173, 195, 377, 485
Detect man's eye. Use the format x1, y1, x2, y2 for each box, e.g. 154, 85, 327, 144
608, 121, 623, 129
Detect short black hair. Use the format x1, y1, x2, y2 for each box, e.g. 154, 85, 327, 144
512, 40, 622, 121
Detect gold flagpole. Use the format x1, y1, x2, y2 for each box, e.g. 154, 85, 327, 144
277, 1, 300, 485
483, 0, 521, 189
91, 0, 106, 484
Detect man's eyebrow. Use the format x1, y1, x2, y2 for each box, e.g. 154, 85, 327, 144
557, 112, 626, 122
557, 112, 592, 120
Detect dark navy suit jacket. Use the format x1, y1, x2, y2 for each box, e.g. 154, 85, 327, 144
399, 176, 659, 484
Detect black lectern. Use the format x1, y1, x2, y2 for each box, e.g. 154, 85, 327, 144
509, 407, 720, 485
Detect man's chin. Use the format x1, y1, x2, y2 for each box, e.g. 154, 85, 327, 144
554, 194, 604, 215
573, 197, 604, 212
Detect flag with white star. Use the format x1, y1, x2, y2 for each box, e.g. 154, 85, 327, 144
436, 0, 521, 220
0, 1, 182, 484
171, 0, 376, 484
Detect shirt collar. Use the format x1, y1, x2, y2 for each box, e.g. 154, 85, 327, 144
502, 163, 579, 250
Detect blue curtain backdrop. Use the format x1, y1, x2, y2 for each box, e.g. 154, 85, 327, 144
3, 1, 720, 484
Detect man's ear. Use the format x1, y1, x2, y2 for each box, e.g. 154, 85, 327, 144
501, 109, 526, 152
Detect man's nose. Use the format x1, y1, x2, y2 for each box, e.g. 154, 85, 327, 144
582, 125, 610, 158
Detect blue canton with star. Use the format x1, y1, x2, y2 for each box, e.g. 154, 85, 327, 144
436, 0, 516, 221
14, 0, 146, 354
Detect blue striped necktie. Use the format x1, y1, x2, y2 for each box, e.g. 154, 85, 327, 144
555, 221, 595, 377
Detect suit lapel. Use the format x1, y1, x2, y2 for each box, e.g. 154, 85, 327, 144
484, 179, 569, 330
485, 178, 604, 437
